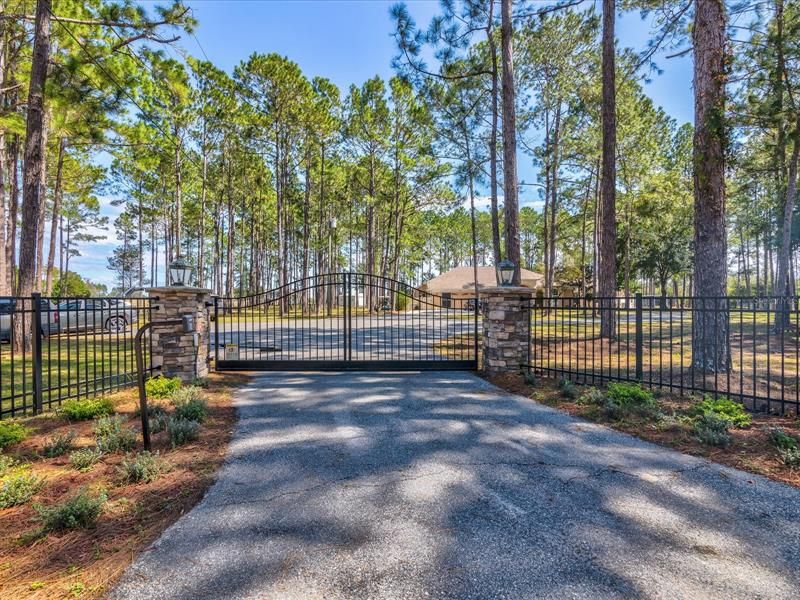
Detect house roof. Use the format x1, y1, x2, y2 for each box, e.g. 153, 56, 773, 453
420, 266, 544, 294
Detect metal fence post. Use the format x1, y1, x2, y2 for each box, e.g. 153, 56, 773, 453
635, 292, 643, 381
31, 292, 43, 414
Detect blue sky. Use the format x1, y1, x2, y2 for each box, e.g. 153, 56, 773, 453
80, 0, 694, 288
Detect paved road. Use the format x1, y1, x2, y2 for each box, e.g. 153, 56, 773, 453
110, 372, 800, 599
215, 313, 478, 361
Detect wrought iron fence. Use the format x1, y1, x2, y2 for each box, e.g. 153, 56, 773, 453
0, 294, 155, 418
525, 294, 800, 414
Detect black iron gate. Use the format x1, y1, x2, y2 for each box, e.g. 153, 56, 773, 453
213, 273, 479, 371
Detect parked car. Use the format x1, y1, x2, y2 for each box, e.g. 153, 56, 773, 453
0, 297, 60, 342
57, 298, 139, 333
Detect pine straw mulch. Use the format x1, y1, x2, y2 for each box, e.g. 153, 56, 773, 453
486, 372, 800, 488
0, 373, 246, 600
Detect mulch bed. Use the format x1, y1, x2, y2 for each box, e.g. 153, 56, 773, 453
0, 373, 245, 600
486, 372, 800, 488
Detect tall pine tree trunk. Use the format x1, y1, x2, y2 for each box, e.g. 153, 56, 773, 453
0, 30, 7, 297
500, 0, 520, 284
486, 2, 501, 266
599, 0, 618, 339
18, 0, 51, 300
198, 122, 208, 288
691, 0, 730, 372
45, 136, 66, 295
774, 114, 800, 331
6, 138, 19, 293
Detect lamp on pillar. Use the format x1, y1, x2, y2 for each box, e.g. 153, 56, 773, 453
496, 259, 516, 287
169, 256, 193, 287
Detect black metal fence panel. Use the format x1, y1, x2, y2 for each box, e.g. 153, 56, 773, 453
526, 295, 800, 414
0, 294, 155, 418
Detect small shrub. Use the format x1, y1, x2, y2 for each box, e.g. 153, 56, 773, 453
145, 376, 182, 399
58, 397, 114, 421
134, 401, 167, 418
0, 422, 29, 450
94, 416, 136, 453
167, 417, 200, 448
0, 471, 44, 508
603, 382, 660, 420
656, 414, 694, 433
69, 448, 103, 472
118, 451, 168, 484
778, 446, 800, 468
579, 387, 605, 406
607, 382, 654, 405
767, 427, 798, 451
693, 413, 732, 447
688, 396, 751, 428
171, 387, 207, 423
42, 431, 76, 458
558, 378, 578, 399
0, 454, 16, 476
523, 370, 537, 386
149, 412, 168, 434
36, 488, 106, 531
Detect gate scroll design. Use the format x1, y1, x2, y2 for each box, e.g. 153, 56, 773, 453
213, 273, 479, 370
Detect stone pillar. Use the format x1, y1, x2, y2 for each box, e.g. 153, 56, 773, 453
481, 286, 533, 375
149, 287, 212, 382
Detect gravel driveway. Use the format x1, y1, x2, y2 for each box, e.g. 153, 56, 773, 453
110, 372, 800, 599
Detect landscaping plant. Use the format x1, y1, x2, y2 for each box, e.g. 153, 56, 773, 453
558, 378, 578, 399
58, 397, 115, 421
0, 454, 16, 476
167, 417, 200, 447
692, 413, 732, 448
69, 448, 103, 472
35, 488, 107, 531
578, 387, 605, 406
42, 431, 76, 458
94, 416, 137, 453
688, 396, 751, 428
602, 382, 661, 421
149, 411, 169, 434
0, 469, 44, 509
767, 428, 800, 468
0, 422, 29, 450
145, 376, 182, 399
118, 451, 169, 484
171, 386, 208, 422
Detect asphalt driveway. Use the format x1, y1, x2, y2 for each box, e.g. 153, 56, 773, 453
110, 372, 800, 599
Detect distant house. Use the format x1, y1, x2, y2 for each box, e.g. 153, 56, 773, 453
419, 266, 544, 307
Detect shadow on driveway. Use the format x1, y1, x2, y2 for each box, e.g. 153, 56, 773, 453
110, 372, 800, 599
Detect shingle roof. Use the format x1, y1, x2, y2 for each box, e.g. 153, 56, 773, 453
421, 266, 544, 294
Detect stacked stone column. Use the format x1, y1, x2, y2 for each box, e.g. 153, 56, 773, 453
148, 287, 212, 382
481, 286, 533, 375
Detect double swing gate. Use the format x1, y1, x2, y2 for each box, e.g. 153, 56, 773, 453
213, 273, 479, 371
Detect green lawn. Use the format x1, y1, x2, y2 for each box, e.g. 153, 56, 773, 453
527, 309, 800, 406
0, 334, 152, 418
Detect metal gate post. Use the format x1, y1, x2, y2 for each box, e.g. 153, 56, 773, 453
474, 292, 480, 367
346, 273, 352, 360
213, 296, 220, 369
31, 293, 43, 414
635, 292, 644, 381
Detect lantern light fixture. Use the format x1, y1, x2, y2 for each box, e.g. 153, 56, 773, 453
169, 256, 193, 287
496, 259, 516, 287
